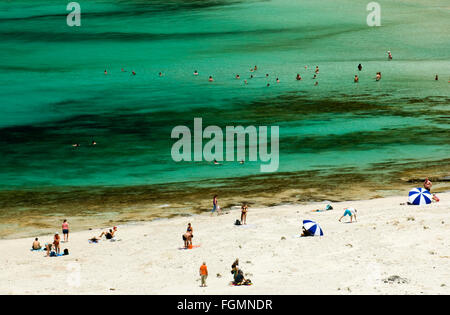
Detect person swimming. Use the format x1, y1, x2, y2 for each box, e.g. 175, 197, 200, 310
244, 80, 248, 85
388, 51, 393, 60
435, 74, 439, 81
315, 66, 319, 74
104, 69, 107, 75
132, 71, 136, 75
358, 64, 362, 71
159, 72, 163, 77
376, 72, 381, 81
254, 65, 257, 71
209, 76, 214, 82
314, 81, 318, 86
236, 74, 240, 79
296, 74, 302, 80
354, 75, 359, 83
276, 78, 280, 83
194, 70, 199, 76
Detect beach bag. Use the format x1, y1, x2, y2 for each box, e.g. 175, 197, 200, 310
235, 220, 241, 226
63, 248, 69, 256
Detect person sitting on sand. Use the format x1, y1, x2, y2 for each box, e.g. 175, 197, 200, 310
301, 226, 313, 237
339, 208, 357, 223
32, 238, 41, 250
424, 178, 432, 192
99, 227, 117, 240
231, 258, 239, 275
233, 269, 245, 285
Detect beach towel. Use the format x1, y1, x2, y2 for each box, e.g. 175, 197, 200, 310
30, 248, 45, 252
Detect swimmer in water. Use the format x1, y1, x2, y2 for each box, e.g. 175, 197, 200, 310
296, 74, 302, 81
250, 75, 253, 79
254, 65, 257, 71
91, 140, 97, 146
121, 68, 125, 72
267, 83, 270, 87
358, 64, 362, 71
132, 71, 136, 75
354, 75, 359, 83
244, 80, 248, 85
239, 160, 244, 164
194, 70, 199, 76
276, 78, 280, 83
159, 72, 163, 77
376, 72, 381, 81
72, 143, 80, 148
209, 76, 214, 82
265, 73, 269, 78
388, 51, 392, 60
104, 70, 107, 75
213, 159, 221, 165
435, 74, 439, 81
304, 65, 308, 70
315, 66, 319, 74
236, 74, 240, 79
313, 74, 317, 79
314, 81, 318, 86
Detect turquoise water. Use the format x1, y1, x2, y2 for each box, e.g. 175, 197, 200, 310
0, 0, 449, 191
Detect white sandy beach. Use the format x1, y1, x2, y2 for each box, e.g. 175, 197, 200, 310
1, 192, 449, 295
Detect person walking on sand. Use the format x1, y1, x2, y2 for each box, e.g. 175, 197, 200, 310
241, 204, 248, 225
199, 262, 208, 287
339, 207, 357, 223
211, 195, 221, 215
62, 219, 69, 242
187, 223, 193, 247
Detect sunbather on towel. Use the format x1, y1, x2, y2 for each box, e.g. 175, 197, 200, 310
32, 238, 41, 250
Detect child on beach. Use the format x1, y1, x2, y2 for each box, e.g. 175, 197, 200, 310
62, 220, 69, 242
199, 262, 208, 287
339, 208, 357, 223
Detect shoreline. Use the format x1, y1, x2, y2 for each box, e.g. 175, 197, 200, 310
1, 192, 449, 294
0, 159, 449, 240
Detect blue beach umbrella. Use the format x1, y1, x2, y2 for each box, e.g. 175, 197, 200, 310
302, 220, 324, 236
408, 187, 432, 205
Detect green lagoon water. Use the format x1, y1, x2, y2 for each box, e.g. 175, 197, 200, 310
0, 0, 449, 237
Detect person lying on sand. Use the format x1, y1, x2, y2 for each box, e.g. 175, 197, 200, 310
32, 238, 41, 250
339, 208, 357, 223
424, 178, 432, 192
312, 204, 333, 212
